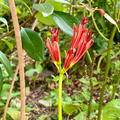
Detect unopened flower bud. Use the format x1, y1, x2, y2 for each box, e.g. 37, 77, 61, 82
98, 9, 105, 16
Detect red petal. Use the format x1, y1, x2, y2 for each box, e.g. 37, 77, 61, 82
86, 40, 94, 49
72, 41, 86, 64
64, 49, 75, 69
46, 38, 55, 61
53, 42, 61, 62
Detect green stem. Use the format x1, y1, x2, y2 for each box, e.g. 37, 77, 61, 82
72, 0, 76, 15
98, 26, 117, 120
111, 73, 120, 100
92, 13, 109, 42
86, 51, 92, 64
87, 51, 96, 120
58, 72, 64, 120
97, 0, 118, 119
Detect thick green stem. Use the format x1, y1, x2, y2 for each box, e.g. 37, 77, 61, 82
97, 0, 118, 118
58, 73, 64, 120
97, 26, 117, 120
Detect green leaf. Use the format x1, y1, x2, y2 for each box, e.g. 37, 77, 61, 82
15, 0, 32, 15
0, 51, 13, 78
35, 12, 56, 25
0, 67, 3, 95
0, 84, 20, 100
7, 108, 21, 120
79, 78, 89, 85
0, 17, 7, 26
21, 28, 44, 61
33, 3, 54, 17
1, 39, 13, 51
25, 69, 37, 77
63, 102, 80, 115
37, 114, 51, 120
46, 0, 62, 11
74, 112, 86, 120
47, 0, 70, 4
103, 99, 120, 120
52, 11, 80, 36
0, 84, 10, 100
46, 0, 70, 11
0, 1, 9, 9
0, 17, 9, 31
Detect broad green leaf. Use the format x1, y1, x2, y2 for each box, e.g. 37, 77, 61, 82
25, 69, 36, 77
46, 0, 63, 11
33, 3, 54, 17
0, 67, 3, 95
0, 51, 13, 78
35, 12, 56, 25
21, 28, 44, 61
46, 0, 70, 11
0, 17, 9, 31
63, 102, 80, 115
47, 0, 70, 4
52, 11, 80, 36
103, 99, 120, 120
25, 65, 43, 77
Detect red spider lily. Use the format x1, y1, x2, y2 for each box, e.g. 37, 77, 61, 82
64, 18, 94, 70
46, 28, 61, 63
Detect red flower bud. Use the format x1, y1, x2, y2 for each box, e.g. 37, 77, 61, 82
46, 28, 61, 63
98, 9, 105, 16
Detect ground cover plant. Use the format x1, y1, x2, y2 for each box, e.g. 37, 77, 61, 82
0, 0, 120, 120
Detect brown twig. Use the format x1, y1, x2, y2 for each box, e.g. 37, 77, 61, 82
72, 0, 76, 15
0, 11, 37, 40
32, 19, 38, 30
3, 64, 19, 120
8, 0, 25, 119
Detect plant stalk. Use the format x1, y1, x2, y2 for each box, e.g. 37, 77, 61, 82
111, 73, 120, 100
97, 26, 117, 120
92, 13, 109, 42
97, 1, 118, 119
58, 72, 64, 120
87, 51, 96, 120
8, 0, 26, 119
72, 0, 76, 15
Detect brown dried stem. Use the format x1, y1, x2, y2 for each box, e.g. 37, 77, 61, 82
3, 64, 19, 120
8, 0, 25, 119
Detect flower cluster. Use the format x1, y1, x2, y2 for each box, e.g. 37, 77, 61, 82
46, 18, 94, 71
46, 28, 61, 64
